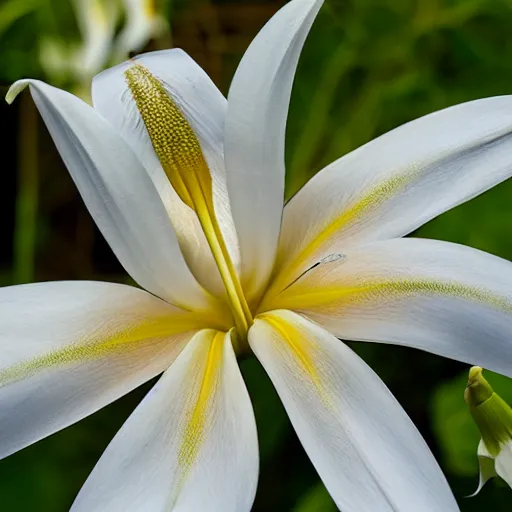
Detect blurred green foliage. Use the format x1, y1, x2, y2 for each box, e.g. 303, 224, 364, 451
0, 0, 512, 510
294, 482, 337, 512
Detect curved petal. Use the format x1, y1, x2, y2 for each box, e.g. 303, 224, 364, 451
6, 80, 214, 310
72, 329, 258, 512
92, 49, 238, 295
469, 439, 497, 497
496, 442, 512, 488
249, 310, 458, 512
274, 96, 512, 293
268, 238, 512, 377
224, 0, 324, 298
0, 281, 202, 461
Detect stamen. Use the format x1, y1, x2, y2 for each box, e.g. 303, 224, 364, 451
125, 64, 211, 210
125, 63, 253, 337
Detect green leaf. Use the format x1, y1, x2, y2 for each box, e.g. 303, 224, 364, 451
0, 0, 42, 37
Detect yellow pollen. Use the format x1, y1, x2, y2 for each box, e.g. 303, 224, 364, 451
125, 64, 211, 209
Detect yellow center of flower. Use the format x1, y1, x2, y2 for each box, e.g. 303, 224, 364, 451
124, 64, 253, 339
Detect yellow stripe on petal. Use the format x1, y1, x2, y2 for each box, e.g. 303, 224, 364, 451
270, 278, 512, 313
269, 168, 419, 298
179, 330, 225, 477
0, 314, 207, 388
259, 313, 329, 406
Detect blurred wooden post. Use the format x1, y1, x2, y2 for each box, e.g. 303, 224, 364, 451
172, 2, 282, 89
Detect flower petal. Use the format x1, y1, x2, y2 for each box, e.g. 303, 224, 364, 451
72, 329, 258, 512
249, 310, 458, 512
92, 50, 238, 295
0, 281, 201, 460
268, 238, 512, 377
275, 96, 512, 291
496, 441, 512, 488
224, 0, 324, 298
6, 79, 213, 310
469, 439, 497, 497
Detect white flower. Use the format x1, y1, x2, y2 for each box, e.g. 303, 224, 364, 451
4, 0, 512, 510
40, 0, 166, 86
71, 0, 119, 79
465, 366, 512, 495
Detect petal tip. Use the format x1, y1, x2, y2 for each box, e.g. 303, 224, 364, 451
5, 80, 30, 105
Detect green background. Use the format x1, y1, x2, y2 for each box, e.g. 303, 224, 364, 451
0, 0, 511, 510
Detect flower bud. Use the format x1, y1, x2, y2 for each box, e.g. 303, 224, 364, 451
465, 366, 512, 495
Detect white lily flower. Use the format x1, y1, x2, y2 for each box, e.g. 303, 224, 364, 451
40, 0, 166, 89
39, 0, 119, 85
72, 0, 119, 79
4, 0, 512, 509
465, 366, 512, 495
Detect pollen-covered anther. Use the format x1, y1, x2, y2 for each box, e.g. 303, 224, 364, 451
124, 63, 212, 209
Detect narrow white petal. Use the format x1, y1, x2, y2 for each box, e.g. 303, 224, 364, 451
72, 330, 258, 512
249, 310, 459, 512
0, 281, 199, 460
469, 439, 497, 497
496, 441, 512, 488
277, 96, 512, 288
92, 50, 239, 295
224, 0, 324, 298
7, 79, 212, 309
269, 238, 512, 378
